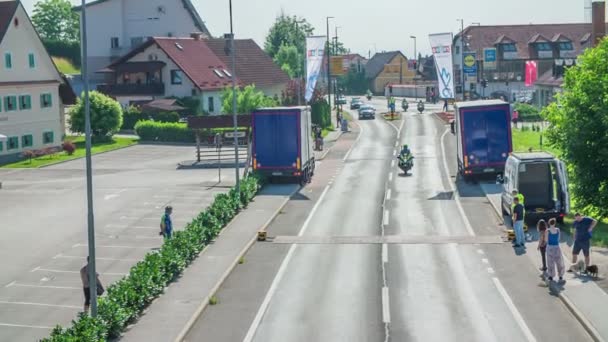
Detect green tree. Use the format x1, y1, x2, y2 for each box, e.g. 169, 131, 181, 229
32, 0, 80, 43
542, 38, 608, 217
264, 13, 314, 61
338, 65, 367, 95
221, 85, 278, 114
274, 44, 302, 78
69, 91, 123, 138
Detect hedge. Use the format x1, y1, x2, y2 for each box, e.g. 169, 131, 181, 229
311, 100, 331, 128
514, 103, 542, 122
122, 109, 180, 130
41, 176, 262, 341
134, 121, 195, 143
43, 39, 81, 67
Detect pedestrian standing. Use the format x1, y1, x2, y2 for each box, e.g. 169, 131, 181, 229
160, 206, 173, 239
537, 219, 548, 272
512, 197, 525, 248
80, 256, 103, 313
570, 213, 597, 272
336, 111, 342, 129
443, 99, 448, 112
546, 218, 565, 282
512, 110, 519, 128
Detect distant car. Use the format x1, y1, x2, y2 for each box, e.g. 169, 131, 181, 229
350, 97, 364, 109
358, 104, 376, 120
337, 95, 347, 105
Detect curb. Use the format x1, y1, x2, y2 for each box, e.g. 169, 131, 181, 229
316, 131, 344, 161
173, 186, 299, 342
480, 187, 605, 342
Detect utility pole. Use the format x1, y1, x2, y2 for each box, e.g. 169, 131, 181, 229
410, 35, 417, 100
326, 17, 334, 109
229, 0, 240, 194
334, 26, 340, 107
80, 0, 98, 317
295, 20, 303, 106
457, 19, 465, 100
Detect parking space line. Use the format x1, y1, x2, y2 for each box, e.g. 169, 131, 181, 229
53, 254, 139, 262
73, 243, 157, 249
31, 267, 127, 276
6, 282, 81, 290
0, 300, 80, 309
0, 322, 54, 329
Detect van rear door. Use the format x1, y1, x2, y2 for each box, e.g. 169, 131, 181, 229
557, 160, 570, 214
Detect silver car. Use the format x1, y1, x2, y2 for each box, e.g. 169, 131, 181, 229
358, 104, 376, 120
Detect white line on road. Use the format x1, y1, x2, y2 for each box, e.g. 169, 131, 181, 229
487, 267, 495, 274
382, 244, 388, 263
383, 210, 390, 226
382, 287, 391, 323
388, 172, 393, 182
53, 254, 140, 262
477, 249, 485, 254
0, 322, 54, 329
31, 268, 127, 276
72, 243, 157, 249
104, 188, 127, 201
243, 185, 331, 342
6, 282, 81, 290
0, 300, 80, 309
492, 277, 537, 342
343, 120, 363, 161
481, 258, 489, 264
386, 189, 392, 201
391, 160, 395, 168
5, 281, 15, 288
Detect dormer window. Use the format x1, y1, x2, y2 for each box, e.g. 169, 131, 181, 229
558, 42, 573, 50
535, 43, 552, 51
501, 43, 517, 52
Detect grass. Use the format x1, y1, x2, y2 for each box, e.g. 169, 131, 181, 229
209, 295, 219, 305
512, 128, 559, 155
52, 57, 80, 74
1, 136, 138, 169
562, 216, 608, 248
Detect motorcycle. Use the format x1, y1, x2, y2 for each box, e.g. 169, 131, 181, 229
397, 155, 414, 174
402, 101, 409, 111
367, 94, 372, 100
417, 101, 425, 113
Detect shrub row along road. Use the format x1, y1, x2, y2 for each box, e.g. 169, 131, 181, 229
185, 98, 591, 342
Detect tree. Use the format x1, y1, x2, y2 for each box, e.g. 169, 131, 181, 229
542, 38, 608, 218
264, 13, 314, 62
330, 39, 348, 55
32, 0, 80, 43
338, 65, 367, 95
274, 44, 302, 78
69, 91, 123, 138
221, 85, 278, 114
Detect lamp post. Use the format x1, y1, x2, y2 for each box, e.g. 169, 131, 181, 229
334, 25, 341, 107
80, 0, 98, 317
228, 0, 240, 194
295, 19, 306, 106
457, 19, 465, 100
410, 35, 417, 100
326, 16, 334, 109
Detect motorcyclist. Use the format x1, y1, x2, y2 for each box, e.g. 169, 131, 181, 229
398, 144, 413, 165
417, 100, 425, 113
401, 98, 408, 110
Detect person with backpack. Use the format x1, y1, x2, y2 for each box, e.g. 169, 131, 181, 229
159, 206, 173, 239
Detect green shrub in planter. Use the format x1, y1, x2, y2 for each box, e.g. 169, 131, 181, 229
514, 103, 542, 122
134, 121, 195, 143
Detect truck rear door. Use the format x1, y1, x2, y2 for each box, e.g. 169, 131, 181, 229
556, 160, 571, 214
254, 113, 299, 169
462, 107, 510, 167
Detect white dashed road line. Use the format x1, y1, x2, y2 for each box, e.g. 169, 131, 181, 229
382, 287, 391, 324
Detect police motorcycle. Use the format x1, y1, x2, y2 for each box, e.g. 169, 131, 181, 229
397, 144, 414, 174
417, 100, 425, 114
401, 99, 409, 112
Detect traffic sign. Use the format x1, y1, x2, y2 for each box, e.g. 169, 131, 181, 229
224, 131, 246, 138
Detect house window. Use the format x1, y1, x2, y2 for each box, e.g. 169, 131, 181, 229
19, 95, 31, 110
130, 37, 144, 47
111, 37, 120, 48
28, 53, 35, 68
4, 96, 17, 111
7, 136, 18, 150
41, 93, 52, 108
22, 134, 33, 148
0, 141, 3, 151
558, 42, 573, 50
208, 96, 214, 113
171, 70, 183, 84
4, 53, 11, 69
536, 43, 552, 51
502, 43, 517, 52
43, 131, 54, 144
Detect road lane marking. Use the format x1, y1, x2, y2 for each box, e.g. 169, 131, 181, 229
382, 287, 391, 323
389, 172, 393, 182
343, 120, 363, 161
391, 160, 395, 168
383, 210, 390, 226
382, 244, 388, 263
482, 258, 489, 264
0, 323, 54, 329
31, 268, 127, 276
477, 249, 485, 254
6, 283, 81, 290
386, 189, 392, 201
72, 243, 157, 249
53, 254, 139, 262
487, 267, 495, 274
492, 277, 537, 342
104, 188, 127, 201
0, 300, 80, 309
5, 281, 16, 288
440, 129, 475, 236
243, 185, 331, 342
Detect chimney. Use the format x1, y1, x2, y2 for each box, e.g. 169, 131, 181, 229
190, 32, 203, 41
592, 1, 605, 46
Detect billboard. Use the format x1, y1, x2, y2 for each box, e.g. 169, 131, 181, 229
463, 52, 477, 75
483, 48, 497, 69
305, 36, 327, 102
330, 56, 345, 75
429, 32, 455, 99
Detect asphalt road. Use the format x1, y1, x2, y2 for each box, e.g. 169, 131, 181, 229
0, 145, 234, 341
186, 98, 591, 342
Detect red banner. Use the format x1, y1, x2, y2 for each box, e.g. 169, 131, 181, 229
525, 61, 538, 87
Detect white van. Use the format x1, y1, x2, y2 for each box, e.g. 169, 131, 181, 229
500, 152, 570, 222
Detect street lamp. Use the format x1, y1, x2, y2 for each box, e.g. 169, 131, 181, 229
457, 19, 465, 100
228, 0, 240, 194
80, 0, 98, 317
294, 19, 306, 106
326, 16, 334, 109
410, 35, 417, 100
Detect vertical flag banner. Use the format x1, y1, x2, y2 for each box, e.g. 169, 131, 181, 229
429, 33, 455, 99
525, 61, 538, 87
305, 36, 327, 102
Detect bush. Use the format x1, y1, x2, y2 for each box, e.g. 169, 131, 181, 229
134, 121, 195, 143
43, 39, 81, 66
70, 91, 123, 138
62, 141, 76, 155
152, 111, 180, 123
121, 106, 143, 131
514, 103, 541, 122
41, 176, 262, 341
311, 99, 331, 128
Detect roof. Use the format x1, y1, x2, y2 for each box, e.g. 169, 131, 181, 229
365, 51, 406, 79
455, 23, 608, 59
204, 38, 290, 88
0, 1, 18, 45
512, 152, 556, 160
141, 99, 185, 112
455, 99, 508, 108
72, 0, 210, 36
105, 37, 242, 90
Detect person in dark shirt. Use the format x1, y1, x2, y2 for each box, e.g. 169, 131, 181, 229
512, 197, 525, 248
570, 213, 597, 271
160, 206, 173, 239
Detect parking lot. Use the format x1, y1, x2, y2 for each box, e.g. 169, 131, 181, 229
0, 145, 235, 341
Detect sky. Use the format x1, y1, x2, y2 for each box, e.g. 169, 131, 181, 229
21, 0, 585, 58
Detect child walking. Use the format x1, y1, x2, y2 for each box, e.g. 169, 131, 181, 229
545, 218, 565, 282
537, 219, 548, 272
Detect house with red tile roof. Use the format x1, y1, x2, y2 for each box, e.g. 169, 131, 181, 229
97, 34, 289, 114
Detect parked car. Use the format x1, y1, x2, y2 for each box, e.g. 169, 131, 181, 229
350, 97, 364, 109
337, 95, 347, 105
358, 104, 376, 120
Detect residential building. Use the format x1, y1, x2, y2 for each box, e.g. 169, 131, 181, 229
341, 53, 367, 73
453, 23, 606, 102
365, 51, 415, 94
0, 0, 75, 164
73, 0, 211, 81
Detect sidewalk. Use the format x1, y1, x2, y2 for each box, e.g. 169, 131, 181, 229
481, 183, 608, 342
119, 184, 298, 342
314, 109, 344, 161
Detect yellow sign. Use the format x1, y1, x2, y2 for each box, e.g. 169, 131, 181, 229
330, 56, 345, 75
464, 54, 476, 68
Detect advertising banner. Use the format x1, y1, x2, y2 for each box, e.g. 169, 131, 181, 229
525, 60, 538, 87
483, 48, 497, 69
463, 52, 477, 75
330, 56, 345, 75
429, 32, 455, 99
305, 36, 327, 102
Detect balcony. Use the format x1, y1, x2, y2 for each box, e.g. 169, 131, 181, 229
97, 83, 165, 96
